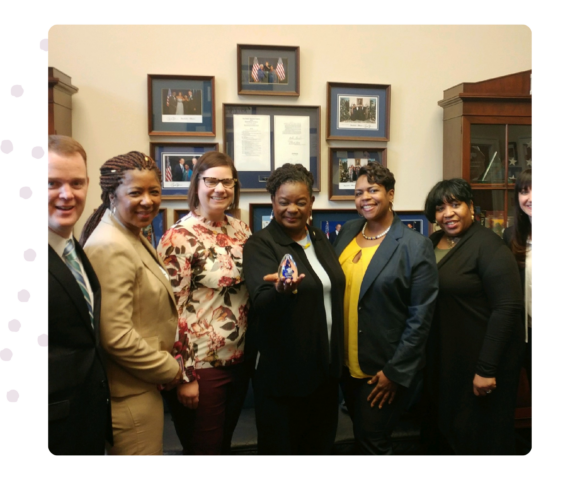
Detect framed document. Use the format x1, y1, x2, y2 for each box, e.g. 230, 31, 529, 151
327, 82, 391, 141
223, 103, 321, 192
149, 142, 218, 199
148, 74, 216, 136
237, 44, 299, 96
328, 147, 387, 200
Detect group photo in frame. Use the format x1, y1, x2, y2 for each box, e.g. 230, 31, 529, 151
328, 147, 387, 201
150, 142, 218, 199
223, 103, 321, 192
237, 44, 300, 96
148, 74, 216, 136
327, 82, 391, 141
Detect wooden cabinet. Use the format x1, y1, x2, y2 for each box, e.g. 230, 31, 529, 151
438, 70, 531, 232
48, 67, 79, 136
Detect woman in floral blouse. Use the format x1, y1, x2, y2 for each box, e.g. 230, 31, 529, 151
157, 152, 252, 455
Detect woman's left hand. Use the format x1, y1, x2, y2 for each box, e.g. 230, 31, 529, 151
263, 273, 306, 295
367, 371, 398, 408
473, 374, 497, 396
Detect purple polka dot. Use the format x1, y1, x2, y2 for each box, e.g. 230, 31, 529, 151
22, 248, 36, 262
7, 390, 19, 402
38, 334, 48, 347
8, 319, 21, 332
1, 140, 13, 154
11, 85, 24, 97
31, 146, 44, 159
40, 39, 48, 51
20, 187, 32, 199
18, 290, 30, 302
0, 349, 13, 361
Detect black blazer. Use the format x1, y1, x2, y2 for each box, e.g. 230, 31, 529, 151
333, 214, 439, 388
48, 240, 112, 454
244, 219, 345, 397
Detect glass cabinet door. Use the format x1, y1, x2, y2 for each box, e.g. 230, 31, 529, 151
507, 124, 532, 184
472, 189, 507, 237
470, 124, 506, 184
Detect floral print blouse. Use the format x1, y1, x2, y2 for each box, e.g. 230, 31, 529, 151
157, 212, 251, 377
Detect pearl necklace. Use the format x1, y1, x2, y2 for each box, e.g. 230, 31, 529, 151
361, 222, 390, 240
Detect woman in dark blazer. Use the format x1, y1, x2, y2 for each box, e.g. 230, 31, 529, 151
333, 163, 438, 455
503, 168, 531, 387
423, 178, 524, 454
244, 163, 345, 455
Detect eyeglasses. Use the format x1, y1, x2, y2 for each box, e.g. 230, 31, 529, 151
200, 176, 237, 189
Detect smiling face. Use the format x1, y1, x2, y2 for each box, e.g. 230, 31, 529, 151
196, 166, 235, 220
48, 151, 89, 238
354, 175, 394, 223
272, 181, 314, 240
110, 169, 161, 236
434, 198, 474, 238
519, 186, 532, 218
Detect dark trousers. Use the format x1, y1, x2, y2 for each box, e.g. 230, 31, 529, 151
163, 362, 249, 455
253, 375, 339, 455
341, 368, 416, 455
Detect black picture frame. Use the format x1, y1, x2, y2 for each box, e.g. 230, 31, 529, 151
150, 142, 218, 199
327, 82, 391, 141
328, 147, 387, 201
148, 74, 216, 136
237, 44, 299, 96
223, 103, 321, 192
395, 211, 432, 237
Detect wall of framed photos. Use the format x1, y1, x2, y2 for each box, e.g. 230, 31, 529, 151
48, 25, 531, 235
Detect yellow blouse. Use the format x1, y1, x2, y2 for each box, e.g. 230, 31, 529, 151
339, 237, 379, 378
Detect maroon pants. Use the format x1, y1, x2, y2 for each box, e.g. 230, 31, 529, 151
163, 362, 250, 455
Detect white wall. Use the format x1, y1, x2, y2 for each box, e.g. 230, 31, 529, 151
48, 25, 531, 233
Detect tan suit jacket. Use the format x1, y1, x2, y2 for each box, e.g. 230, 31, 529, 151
84, 210, 179, 398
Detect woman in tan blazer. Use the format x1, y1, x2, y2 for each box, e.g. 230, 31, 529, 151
80, 151, 182, 455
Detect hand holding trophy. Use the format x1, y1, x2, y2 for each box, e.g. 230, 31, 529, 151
262, 253, 305, 294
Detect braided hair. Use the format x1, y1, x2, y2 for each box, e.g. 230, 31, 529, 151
79, 151, 161, 246
266, 163, 314, 197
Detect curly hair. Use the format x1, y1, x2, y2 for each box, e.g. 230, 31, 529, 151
358, 162, 396, 192
80, 151, 161, 246
266, 163, 314, 196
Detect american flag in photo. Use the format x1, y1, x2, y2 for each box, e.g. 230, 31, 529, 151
251, 57, 259, 82
165, 163, 172, 182
276, 57, 285, 81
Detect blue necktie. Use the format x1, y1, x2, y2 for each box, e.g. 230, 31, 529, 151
63, 239, 94, 327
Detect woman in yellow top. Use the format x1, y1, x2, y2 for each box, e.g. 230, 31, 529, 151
333, 162, 438, 455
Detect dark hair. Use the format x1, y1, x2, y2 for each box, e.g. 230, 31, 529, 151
48, 135, 87, 165
424, 178, 473, 223
187, 151, 240, 212
80, 151, 160, 246
358, 162, 396, 192
510, 168, 532, 267
266, 163, 314, 197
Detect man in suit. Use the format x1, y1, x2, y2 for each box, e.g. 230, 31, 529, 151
48, 135, 112, 455
328, 223, 342, 244
172, 157, 185, 181
167, 91, 178, 115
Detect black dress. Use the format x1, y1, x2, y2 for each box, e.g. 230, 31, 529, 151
426, 223, 525, 454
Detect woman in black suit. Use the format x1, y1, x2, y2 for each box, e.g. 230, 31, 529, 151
423, 178, 524, 454
503, 168, 532, 387
244, 163, 345, 455
333, 163, 438, 455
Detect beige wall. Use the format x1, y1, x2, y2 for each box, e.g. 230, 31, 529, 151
48, 25, 531, 234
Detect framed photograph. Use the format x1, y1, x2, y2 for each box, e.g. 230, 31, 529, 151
148, 74, 215, 136
395, 211, 431, 237
237, 44, 299, 96
141, 208, 167, 249
327, 82, 391, 141
249, 203, 273, 233
223, 104, 321, 192
150, 142, 218, 199
328, 147, 387, 200
311, 209, 359, 243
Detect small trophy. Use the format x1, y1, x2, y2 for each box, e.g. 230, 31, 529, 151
278, 254, 298, 282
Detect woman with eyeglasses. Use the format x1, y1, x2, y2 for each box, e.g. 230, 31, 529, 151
157, 151, 252, 455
